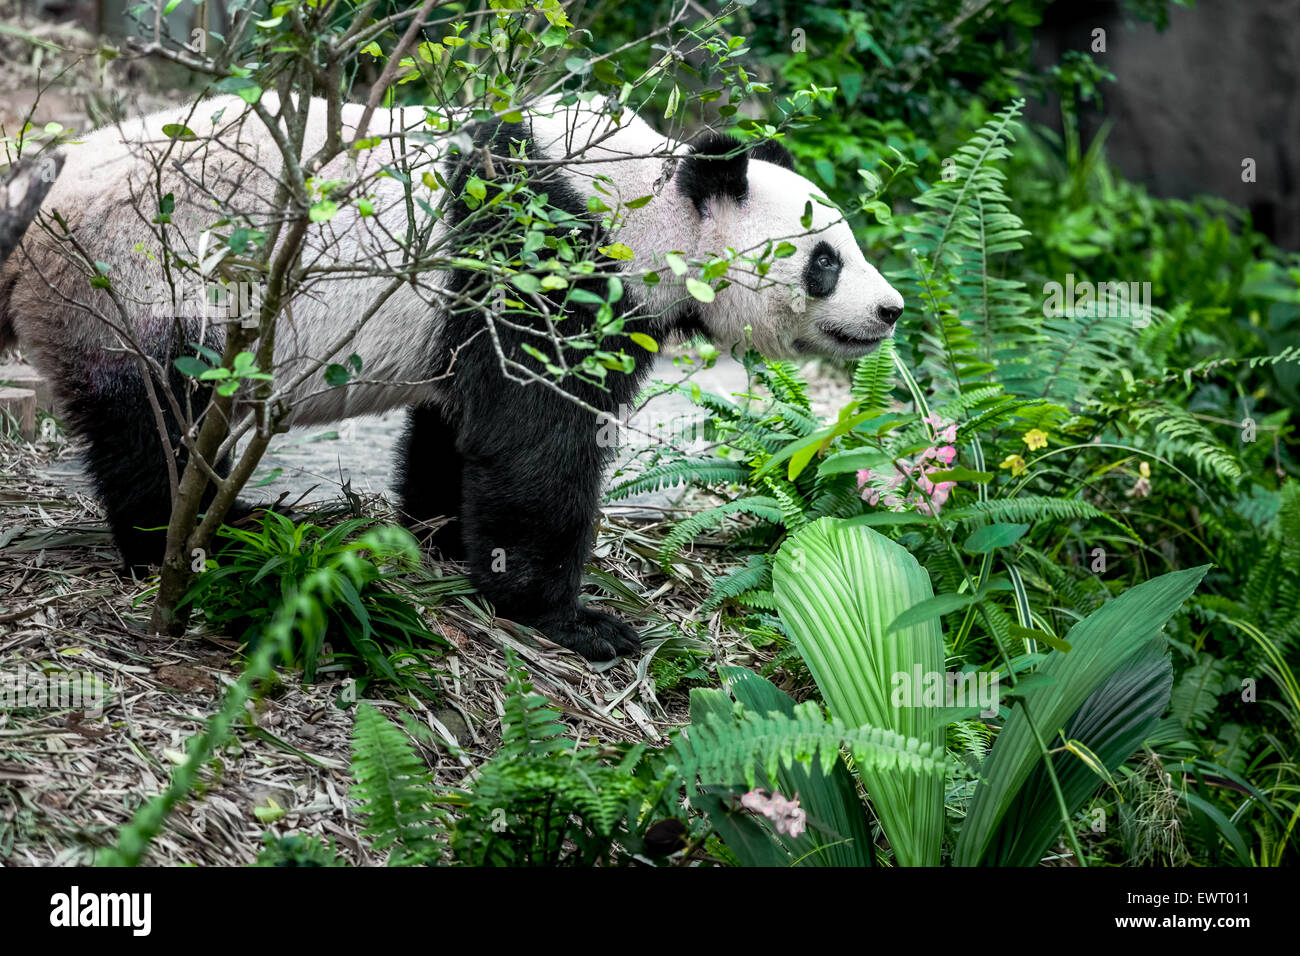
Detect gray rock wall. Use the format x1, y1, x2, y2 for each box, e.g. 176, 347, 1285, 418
1033, 0, 1300, 248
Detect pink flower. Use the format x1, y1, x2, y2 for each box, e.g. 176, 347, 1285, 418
738, 788, 807, 838
856, 432, 959, 516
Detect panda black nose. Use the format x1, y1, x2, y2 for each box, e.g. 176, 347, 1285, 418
878, 303, 902, 326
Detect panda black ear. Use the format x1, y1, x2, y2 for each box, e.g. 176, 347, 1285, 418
677, 132, 750, 216
750, 139, 795, 171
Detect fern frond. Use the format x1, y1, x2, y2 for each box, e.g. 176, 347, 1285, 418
500, 648, 574, 757
947, 495, 1132, 537
675, 700, 949, 791
851, 337, 898, 411
807, 478, 867, 520
758, 360, 812, 411
701, 555, 773, 613
1122, 400, 1244, 485
350, 704, 445, 865
659, 496, 785, 569
605, 457, 748, 501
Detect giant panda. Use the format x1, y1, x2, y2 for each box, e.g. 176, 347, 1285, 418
0, 94, 903, 660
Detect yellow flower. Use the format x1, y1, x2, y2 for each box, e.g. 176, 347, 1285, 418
1138, 460, 1151, 478
999, 454, 1027, 476
1023, 428, 1048, 451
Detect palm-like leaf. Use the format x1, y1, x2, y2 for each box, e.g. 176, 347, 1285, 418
980, 636, 1174, 865
954, 565, 1208, 866
773, 518, 947, 866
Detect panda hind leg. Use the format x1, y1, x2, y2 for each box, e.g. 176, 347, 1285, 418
64, 363, 257, 573
62, 365, 195, 572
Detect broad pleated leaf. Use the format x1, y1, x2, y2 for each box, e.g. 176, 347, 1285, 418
774, 518, 946, 866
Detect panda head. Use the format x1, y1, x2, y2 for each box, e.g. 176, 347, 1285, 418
671, 133, 903, 359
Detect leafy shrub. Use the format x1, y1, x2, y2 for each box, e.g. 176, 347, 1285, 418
181, 514, 448, 692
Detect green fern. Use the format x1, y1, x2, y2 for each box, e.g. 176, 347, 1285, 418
1121, 399, 1245, 485
606, 457, 749, 501
675, 700, 950, 791
446, 649, 672, 866
851, 337, 899, 411
947, 495, 1132, 536
701, 555, 773, 613
350, 703, 446, 865
658, 496, 784, 570
758, 359, 813, 411
900, 99, 1154, 408
903, 101, 1032, 398
500, 652, 575, 757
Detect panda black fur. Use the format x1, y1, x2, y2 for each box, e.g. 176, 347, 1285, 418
0, 96, 904, 660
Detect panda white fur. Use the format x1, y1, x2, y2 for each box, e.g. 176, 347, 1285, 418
0, 94, 903, 659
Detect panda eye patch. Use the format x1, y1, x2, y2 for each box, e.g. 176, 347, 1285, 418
802, 240, 842, 299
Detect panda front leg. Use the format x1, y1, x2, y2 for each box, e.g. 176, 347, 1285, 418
394, 401, 466, 561
455, 389, 640, 662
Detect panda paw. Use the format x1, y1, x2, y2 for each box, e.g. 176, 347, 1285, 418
536, 607, 641, 661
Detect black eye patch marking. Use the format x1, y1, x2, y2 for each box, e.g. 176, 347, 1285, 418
802, 240, 842, 298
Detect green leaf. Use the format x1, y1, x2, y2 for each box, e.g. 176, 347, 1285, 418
161, 123, 197, 141
685, 277, 714, 302
173, 356, 210, 377
817, 449, 893, 476
511, 273, 541, 295
843, 512, 930, 527
324, 364, 351, 386
599, 242, 634, 260
864, 200, 892, 224
719, 668, 876, 867
787, 441, 822, 481
983, 638, 1174, 865
954, 565, 1209, 866
309, 200, 339, 223
962, 522, 1030, 553
628, 332, 658, 352
1009, 623, 1071, 654
886, 593, 976, 634
774, 519, 946, 866
926, 467, 993, 483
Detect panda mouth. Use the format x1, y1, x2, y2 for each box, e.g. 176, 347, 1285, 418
817, 324, 882, 350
